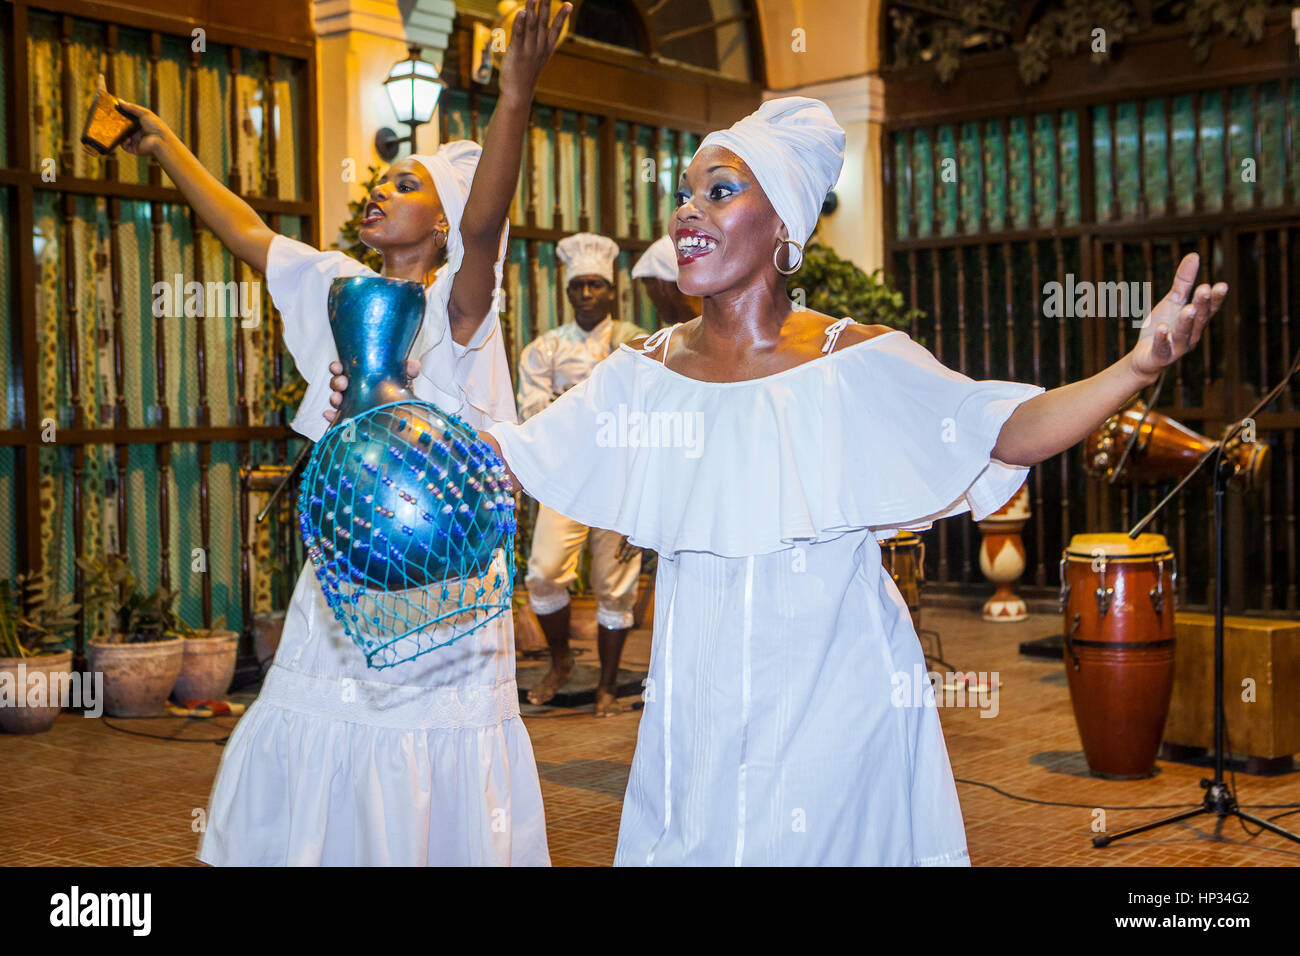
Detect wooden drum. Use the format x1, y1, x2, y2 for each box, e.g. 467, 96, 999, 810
1060, 533, 1177, 780
1085, 399, 1269, 489
882, 532, 925, 633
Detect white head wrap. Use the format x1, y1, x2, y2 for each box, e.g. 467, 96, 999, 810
556, 232, 620, 285
405, 141, 514, 427
408, 141, 509, 281
631, 235, 678, 281
694, 96, 845, 246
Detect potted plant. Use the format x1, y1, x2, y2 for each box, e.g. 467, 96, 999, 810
78, 555, 188, 717
794, 234, 926, 338
173, 614, 239, 703
0, 574, 79, 733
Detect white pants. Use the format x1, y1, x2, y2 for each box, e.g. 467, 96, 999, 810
526, 504, 641, 630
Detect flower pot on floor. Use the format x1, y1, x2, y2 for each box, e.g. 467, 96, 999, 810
86, 635, 184, 717
0, 649, 73, 733
254, 611, 285, 665
173, 629, 239, 702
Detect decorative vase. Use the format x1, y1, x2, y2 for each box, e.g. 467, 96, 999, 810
0, 650, 73, 734
977, 481, 1031, 622
173, 629, 239, 702
86, 635, 185, 717
298, 276, 516, 669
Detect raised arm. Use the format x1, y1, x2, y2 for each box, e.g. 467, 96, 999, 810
118, 100, 277, 274
992, 253, 1228, 466
448, 0, 571, 345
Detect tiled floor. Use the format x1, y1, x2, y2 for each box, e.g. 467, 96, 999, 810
3, 600, 1298, 866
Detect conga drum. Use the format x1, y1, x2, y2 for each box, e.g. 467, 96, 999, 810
1060, 533, 1176, 779
882, 532, 925, 633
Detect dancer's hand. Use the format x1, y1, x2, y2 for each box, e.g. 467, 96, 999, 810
323, 359, 421, 422
116, 98, 173, 159
1128, 252, 1227, 381
498, 0, 571, 100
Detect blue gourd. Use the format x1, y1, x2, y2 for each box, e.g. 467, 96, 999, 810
297, 276, 516, 669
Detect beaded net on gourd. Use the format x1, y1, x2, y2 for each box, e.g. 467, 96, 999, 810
297, 401, 516, 669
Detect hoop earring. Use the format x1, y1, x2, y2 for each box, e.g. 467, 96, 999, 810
774, 238, 803, 275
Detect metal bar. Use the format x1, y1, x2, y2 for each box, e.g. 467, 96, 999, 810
628, 121, 641, 238
265, 53, 280, 199
1165, 94, 1175, 218
1282, 228, 1297, 611
578, 112, 590, 232
1108, 101, 1118, 220
979, 242, 990, 379
931, 247, 947, 584
1052, 109, 1063, 228
527, 106, 538, 228
552, 107, 564, 229
1055, 236, 1070, 557
1136, 99, 1146, 220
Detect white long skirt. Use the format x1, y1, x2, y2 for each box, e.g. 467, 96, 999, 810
198, 561, 549, 866
614, 531, 970, 866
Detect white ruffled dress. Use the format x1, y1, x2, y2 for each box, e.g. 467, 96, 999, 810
488, 322, 1043, 866
198, 236, 548, 866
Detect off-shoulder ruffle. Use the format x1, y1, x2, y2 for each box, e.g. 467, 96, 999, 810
489, 330, 1043, 558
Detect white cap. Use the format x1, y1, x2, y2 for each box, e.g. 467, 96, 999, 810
556, 232, 619, 284
631, 235, 677, 281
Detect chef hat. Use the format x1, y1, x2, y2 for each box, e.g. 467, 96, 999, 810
556, 232, 620, 285
694, 96, 845, 246
631, 235, 677, 281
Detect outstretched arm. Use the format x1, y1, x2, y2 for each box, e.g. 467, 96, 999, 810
448, 0, 570, 346
992, 253, 1228, 466
118, 100, 277, 273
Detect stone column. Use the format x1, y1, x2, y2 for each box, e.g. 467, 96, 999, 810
311, 0, 456, 248
761, 75, 884, 276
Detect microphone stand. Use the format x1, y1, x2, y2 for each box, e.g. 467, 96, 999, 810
1094, 345, 1300, 849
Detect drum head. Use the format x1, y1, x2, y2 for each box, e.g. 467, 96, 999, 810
1065, 532, 1171, 558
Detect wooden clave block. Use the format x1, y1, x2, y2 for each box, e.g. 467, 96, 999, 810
1164, 612, 1300, 760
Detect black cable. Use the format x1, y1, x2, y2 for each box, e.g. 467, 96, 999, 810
100, 714, 237, 745
953, 777, 1199, 812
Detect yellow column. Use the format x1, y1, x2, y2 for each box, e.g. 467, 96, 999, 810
311, 0, 456, 248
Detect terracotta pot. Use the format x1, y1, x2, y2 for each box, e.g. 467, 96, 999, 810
253, 611, 285, 665
173, 629, 239, 702
86, 635, 184, 717
0, 649, 73, 734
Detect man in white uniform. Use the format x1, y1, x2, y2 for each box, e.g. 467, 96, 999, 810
631, 234, 700, 327
521, 232, 644, 716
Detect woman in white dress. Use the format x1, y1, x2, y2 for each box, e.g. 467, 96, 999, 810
121, 0, 572, 866
331, 97, 1226, 865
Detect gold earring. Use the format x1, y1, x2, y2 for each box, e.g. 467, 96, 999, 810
773, 238, 804, 275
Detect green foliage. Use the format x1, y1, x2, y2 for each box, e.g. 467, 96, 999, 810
793, 236, 925, 337
889, 0, 1284, 86
269, 374, 307, 412
1016, 0, 1138, 85
0, 574, 80, 658
1185, 0, 1273, 61
333, 164, 385, 273
76, 555, 192, 644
